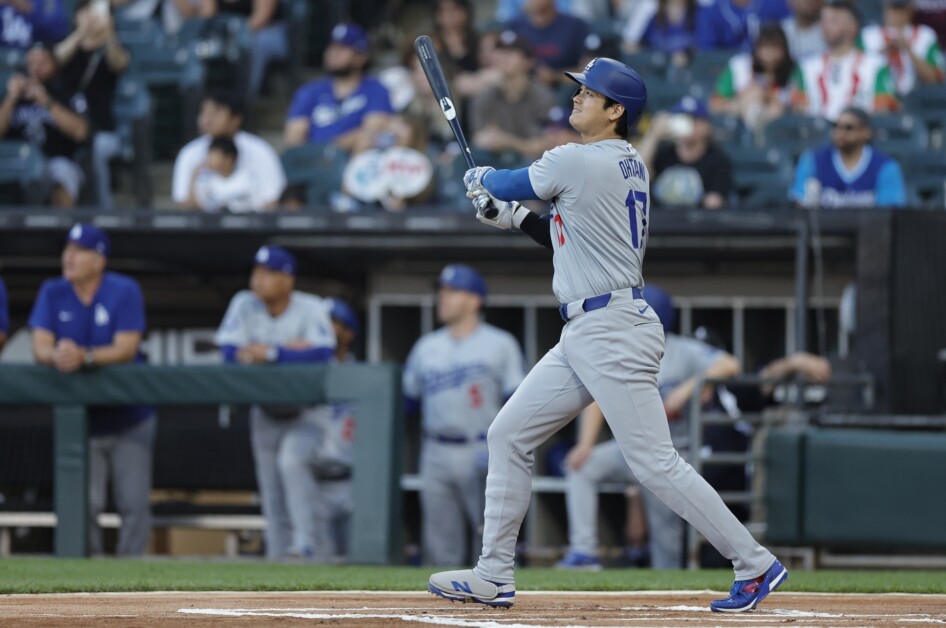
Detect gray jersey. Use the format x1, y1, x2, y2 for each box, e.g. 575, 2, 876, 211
312, 355, 357, 471
528, 139, 650, 303
660, 333, 723, 445
214, 290, 336, 351
403, 323, 525, 438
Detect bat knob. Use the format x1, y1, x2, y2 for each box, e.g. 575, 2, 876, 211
483, 207, 499, 219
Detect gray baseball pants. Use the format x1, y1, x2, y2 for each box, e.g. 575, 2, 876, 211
474, 304, 774, 583
88, 414, 156, 556
566, 438, 684, 568
420, 439, 487, 566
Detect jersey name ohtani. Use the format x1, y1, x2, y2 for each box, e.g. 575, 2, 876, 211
620, 158, 646, 181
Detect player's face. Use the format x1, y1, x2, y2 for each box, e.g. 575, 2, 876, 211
61, 243, 105, 283
831, 113, 871, 151
821, 7, 856, 47
332, 319, 356, 351
569, 85, 619, 134
250, 266, 293, 302
437, 286, 478, 324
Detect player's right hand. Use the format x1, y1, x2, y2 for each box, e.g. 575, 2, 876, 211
463, 166, 495, 194
564, 443, 593, 471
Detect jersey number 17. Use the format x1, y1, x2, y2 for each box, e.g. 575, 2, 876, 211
625, 190, 649, 250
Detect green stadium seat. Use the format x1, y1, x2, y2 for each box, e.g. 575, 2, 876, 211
871, 113, 929, 154
761, 114, 831, 160
667, 49, 737, 94
0, 141, 47, 205
622, 50, 669, 80
902, 83, 946, 130
112, 75, 154, 206
727, 146, 793, 208
280, 144, 349, 208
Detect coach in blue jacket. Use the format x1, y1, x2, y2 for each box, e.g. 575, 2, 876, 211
29, 223, 154, 556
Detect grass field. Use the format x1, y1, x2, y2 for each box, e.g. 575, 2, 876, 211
2, 557, 946, 595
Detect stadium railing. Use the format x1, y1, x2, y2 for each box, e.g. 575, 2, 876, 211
0, 364, 403, 563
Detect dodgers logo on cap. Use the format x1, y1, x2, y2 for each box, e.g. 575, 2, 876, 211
253, 245, 296, 275
67, 222, 110, 256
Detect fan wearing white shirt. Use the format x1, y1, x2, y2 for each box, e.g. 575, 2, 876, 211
173, 92, 286, 211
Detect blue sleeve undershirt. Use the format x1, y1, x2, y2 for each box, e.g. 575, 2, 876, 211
483, 168, 540, 202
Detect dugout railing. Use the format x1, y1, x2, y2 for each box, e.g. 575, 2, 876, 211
0, 364, 402, 563
686, 373, 890, 569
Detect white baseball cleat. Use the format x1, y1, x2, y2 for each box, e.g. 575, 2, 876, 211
428, 568, 516, 608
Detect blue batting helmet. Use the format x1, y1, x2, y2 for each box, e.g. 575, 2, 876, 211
329, 298, 360, 337
437, 264, 487, 299
642, 284, 675, 334
565, 57, 647, 126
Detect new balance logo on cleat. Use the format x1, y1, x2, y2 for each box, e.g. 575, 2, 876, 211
428, 569, 516, 609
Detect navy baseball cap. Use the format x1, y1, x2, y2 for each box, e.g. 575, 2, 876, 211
253, 246, 296, 276
67, 222, 109, 257
437, 264, 487, 299
672, 96, 710, 120
329, 298, 360, 336
642, 284, 676, 334
330, 23, 369, 53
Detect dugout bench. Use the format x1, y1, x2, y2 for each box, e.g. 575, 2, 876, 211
0, 364, 402, 563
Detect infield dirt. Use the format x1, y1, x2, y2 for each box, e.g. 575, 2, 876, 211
3, 590, 946, 626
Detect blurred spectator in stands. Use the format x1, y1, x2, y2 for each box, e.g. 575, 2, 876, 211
0, 44, 89, 208
0, 0, 69, 49
791, 0, 899, 120
30, 223, 154, 556
185, 135, 269, 212
626, 0, 698, 68
55, 0, 130, 210
620, 0, 657, 52
284, 23, 394, 152
638, 97, 733, 209
173, 91, 285, 210
860, 0, 945, 96
711, 23, 795, 135
469, 30, 576, 158
215, 245, 337, 559
198, 0, 287, 100
914, 0, 946, 49
506, 0, 591, 87
434, 0, 503, 100
790, 105, 906, 207
782, 0, 827, 59
696, 0, 792, 51
557, 285, 742, 571
0, 275, 7, 350
498, 0, 613, 22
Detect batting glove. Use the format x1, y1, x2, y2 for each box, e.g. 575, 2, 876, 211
463, 166, 495, 194
468, 190, 529, 231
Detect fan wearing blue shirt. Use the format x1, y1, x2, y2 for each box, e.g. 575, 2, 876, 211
697, 0, 791, 50
284, 23, 394, 150
0, 275, 8, 350
28, 223, 154, 557
790, 106, 906, 208
506, 0, 590, 86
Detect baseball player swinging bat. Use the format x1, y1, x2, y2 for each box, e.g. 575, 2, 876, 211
414, 35, 499, 220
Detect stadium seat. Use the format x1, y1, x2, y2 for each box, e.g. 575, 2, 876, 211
0, 47, 23, 72
667, 49, 737, 94
761, 114, 831, 160
902, 83, 946, 132
280, 144, 349, 208
710, 113, 750, 148
727, 146, 793, 208
283, 0, 309, 88
898, 150, 946, 209
112, 75, 154, 206
871, 113, 929, 154
622, 50, 669, 80
644, 77, 709, 113
436, 151, 470, 210
0, 141, 47, 205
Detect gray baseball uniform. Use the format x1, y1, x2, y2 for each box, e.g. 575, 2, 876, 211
473, 139, 775, 583
215, 290, 337, 559
565, 333, 724, 568
404, 322, 525, 566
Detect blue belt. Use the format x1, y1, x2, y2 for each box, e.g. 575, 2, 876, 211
425, 431, 487, 445
559, 287, 643, 322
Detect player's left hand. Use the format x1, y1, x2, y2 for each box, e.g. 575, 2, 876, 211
468, 190, 527, 230
463, 166, 494, 194
52, 339, 84, 373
